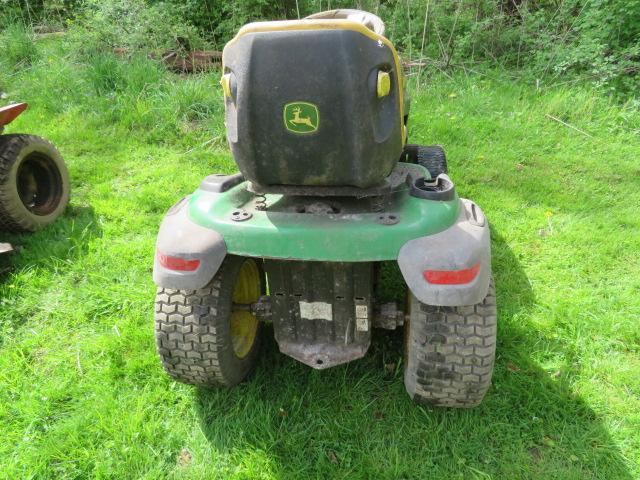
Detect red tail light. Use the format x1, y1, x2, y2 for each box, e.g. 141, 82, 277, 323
158, 253, 200, 272
0, 103, 28, 127
423, 262, 480, 285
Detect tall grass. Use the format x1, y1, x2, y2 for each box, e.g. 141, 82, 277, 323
0, 23, 38, 69
0, 27, 224, 148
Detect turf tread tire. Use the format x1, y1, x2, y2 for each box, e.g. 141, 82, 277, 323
154, 256, 262, 388
0, 134, 69, 232
405, 279, 496, 408
417, 145, 448, 177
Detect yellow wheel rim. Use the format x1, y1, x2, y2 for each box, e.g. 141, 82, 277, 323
230, 259, 261, 359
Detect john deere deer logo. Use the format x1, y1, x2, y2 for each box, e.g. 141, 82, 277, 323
284, 102, 319, 134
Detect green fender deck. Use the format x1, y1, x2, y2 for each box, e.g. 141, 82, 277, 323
188, 165, 460, 262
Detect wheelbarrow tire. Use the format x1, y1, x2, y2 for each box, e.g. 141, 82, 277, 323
417, 145, 448, 177
404, 278, 496, 408
155, 255, 264, 388
0, 134, 69, 232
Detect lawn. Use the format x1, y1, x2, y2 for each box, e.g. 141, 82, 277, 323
0, 36, 639, 479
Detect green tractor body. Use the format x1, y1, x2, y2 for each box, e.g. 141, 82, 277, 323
186, 163, 459, 262
153, 10, 496, 407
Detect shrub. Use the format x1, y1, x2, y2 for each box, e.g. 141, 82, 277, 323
67, 0, 205, 53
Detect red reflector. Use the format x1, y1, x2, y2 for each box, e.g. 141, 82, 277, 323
0, 103, 28, 127
423, 262, 481, 285
158, 253, 200, 272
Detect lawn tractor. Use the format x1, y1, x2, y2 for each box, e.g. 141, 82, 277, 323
0, 102, 70, 254
153, 10, 497, 407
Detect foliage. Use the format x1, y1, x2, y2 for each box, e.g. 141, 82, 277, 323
537, 0, 640, 93
368, 0, 640, 95
161, 0, 294, 48
65, 0, 206, 53
0, 0, 81, 24
1, 0, 639, 94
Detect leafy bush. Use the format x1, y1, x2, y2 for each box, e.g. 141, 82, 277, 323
67, 0, 205, 53
536, 0, 640, 93
158, 0, 292, 48
380, 0, 640, 95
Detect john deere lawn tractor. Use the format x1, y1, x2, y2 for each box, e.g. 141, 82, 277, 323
0, 102, 69, 254
153, 10, 497, 407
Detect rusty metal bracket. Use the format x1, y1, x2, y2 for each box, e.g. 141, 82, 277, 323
233, 295, 271, 321
373, 302, 406, 330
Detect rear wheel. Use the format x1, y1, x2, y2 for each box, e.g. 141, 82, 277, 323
417, 145, 448, 178
0, 134, 69, 232
404, 278, 496, 407
155, 256, 264, 387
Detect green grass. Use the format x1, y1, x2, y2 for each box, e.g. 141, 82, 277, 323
0, 34, 639, 480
